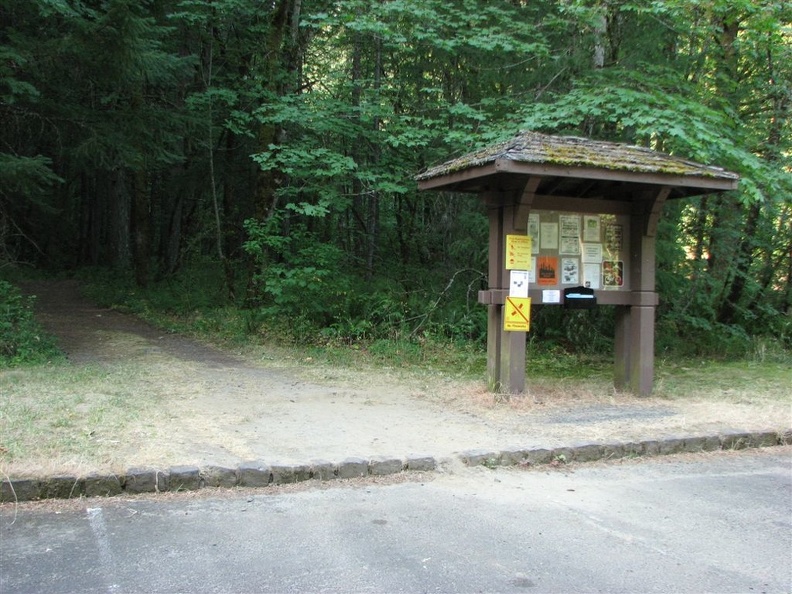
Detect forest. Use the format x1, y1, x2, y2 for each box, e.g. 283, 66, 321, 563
1, 0, 790, 362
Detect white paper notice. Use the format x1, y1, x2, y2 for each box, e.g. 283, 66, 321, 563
581, 243, 603, 263
560, 236, 581, 255
559, 214, 581, 238
509, 270, 530, 298
542, 289, 561, 304
540, 222, 559, 250
528, 214, 540, 254
583, 215, 601, 242
583, 263, 601, 289
561, 258, 579, 284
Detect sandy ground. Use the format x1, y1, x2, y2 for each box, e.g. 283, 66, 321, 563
14, 280, 791, 474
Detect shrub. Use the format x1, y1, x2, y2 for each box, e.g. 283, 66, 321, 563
0, 280, 61, 366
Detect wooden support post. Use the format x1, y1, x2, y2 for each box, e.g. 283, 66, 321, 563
628, 304, 656, 396
500, 201, 526, 393
486, 193, 505, 392
486, 301, 502, 392
483, 180, 538, 394
618, 187, 669, 395
614, 305, 630, 390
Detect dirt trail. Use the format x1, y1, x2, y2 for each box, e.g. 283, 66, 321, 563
15, 280, 787, 474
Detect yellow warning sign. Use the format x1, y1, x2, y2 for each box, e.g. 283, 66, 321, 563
504, 297, 531, 332
506, 234, 532, 270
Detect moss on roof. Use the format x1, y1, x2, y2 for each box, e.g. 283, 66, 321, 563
415, 131, 739, 182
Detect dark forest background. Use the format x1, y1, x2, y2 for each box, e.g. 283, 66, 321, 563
2, 0, 790, 360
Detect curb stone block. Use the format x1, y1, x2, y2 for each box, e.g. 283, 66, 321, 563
200, 466, 238, 488
749, 431, 779, 448
720, 430, 751, 450
125, 468, 168, 494
642, 440, 662, 456
157, 470, 170, 492
681, 436, 707, 453
0, 481, 12, 503
1, 479, 40, 503
310, 460, 337, 481
659, 437, 687, 455
270, 464, 311, 484
405, 455, 436, 472
523, 448, 553, 465
460, 450, 500, 467
369, 456, 404, 476
779, 429, 792, 445
622, 442, 644, 457
293, 464, 312, 482
570, 443, 602, 463
500, 447, 529, 466
337, 457, 368, 479
700, 435, 722, 452
238, 461, 271, 488
169, 466, 201, 491
600, 442, 625, 461
551, 447, 574, 464
42, 475, 84, 499
84, 473, 123, 498
270, 463, 296, 484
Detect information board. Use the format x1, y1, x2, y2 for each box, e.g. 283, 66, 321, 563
525, 210, 630, 292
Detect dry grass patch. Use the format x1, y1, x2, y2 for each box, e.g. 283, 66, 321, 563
0, 362, 165, 477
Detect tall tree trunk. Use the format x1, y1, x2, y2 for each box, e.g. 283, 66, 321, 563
783, 238, 792, 315
350, 31, 365, 264
716, 201, 760, 324
164, 192, 183, 276
364, 39, 382, 280
108, 169, 131, 268
689, 195, 709, 280
131, 166, 150, 287
253, 0, 302, 221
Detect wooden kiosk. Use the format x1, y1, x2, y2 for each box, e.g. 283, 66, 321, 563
417, 132, 738, 395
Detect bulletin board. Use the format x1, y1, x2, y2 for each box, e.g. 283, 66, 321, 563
524, 210, 631, 293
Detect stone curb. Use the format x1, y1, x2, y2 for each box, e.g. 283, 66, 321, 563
1, 429, 789, 503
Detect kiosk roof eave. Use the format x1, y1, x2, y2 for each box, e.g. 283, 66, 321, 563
415, 131, 740, 199
418, 158, 739, 198
416, 163, 497, 192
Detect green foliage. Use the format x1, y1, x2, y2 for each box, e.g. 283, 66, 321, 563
528, 306, 615, 356
0, 155, 63, 265
0, 280, 61, 366
1, 0, 789, 363
243, 216, 355, 330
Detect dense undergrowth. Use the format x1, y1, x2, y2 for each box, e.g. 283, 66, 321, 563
2, 264, 789, 373
77, 264, 792, 371
0, 279, 61, 367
